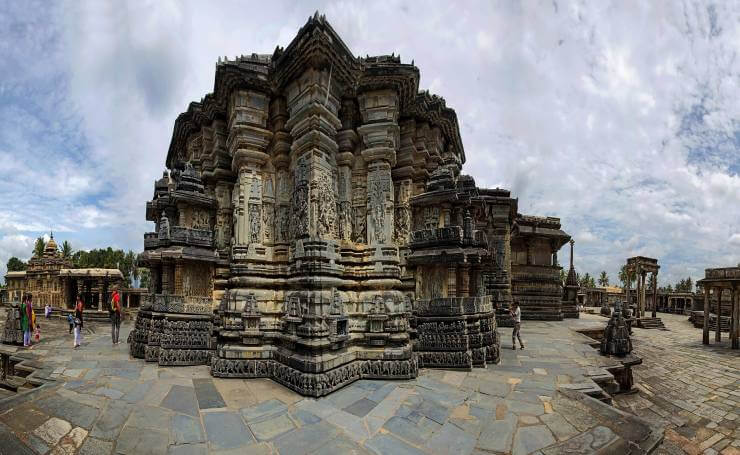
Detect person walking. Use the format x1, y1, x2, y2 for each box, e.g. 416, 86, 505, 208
73, 314, 82, 348
74, 296, 84, 346
510, 301, 524, 350
67, 312, 74, 334
110, 288, 121, 344
20, 295, 32, 347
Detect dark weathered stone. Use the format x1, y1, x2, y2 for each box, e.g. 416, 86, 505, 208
127, 14, 576, 397
600, 301, 633, 357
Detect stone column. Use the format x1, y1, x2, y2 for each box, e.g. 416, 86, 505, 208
703, 286, 710, 344
732, 285, 738, 349
358, 89, 399, 248
336, 129, 357, 242
97, 290, 102, 312
126, 293, 130, 309
284, 68, 341, 241
716, 287, 722, 342
459, 264, 471, 297
228, 89, 273, 249
270, 97, 291, 246
639, 270, 647, 318
652, 273, 658, 318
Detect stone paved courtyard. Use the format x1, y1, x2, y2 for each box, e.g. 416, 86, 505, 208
3, 310, 737, 454
610, 312, 740, 455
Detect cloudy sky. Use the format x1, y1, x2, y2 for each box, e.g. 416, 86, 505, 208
1, 0, 738, 287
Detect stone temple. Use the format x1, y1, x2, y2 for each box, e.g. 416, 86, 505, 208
130, 13, 573, 396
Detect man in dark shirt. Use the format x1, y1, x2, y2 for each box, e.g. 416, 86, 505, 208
111, 288, 121, 344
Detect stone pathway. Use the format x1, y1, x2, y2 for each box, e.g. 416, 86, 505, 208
610, 312, 740, 455
0, 312, 661, 454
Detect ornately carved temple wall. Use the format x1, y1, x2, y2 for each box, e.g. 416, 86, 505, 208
131, 14, 572, 396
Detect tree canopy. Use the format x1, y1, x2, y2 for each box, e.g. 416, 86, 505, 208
598, 271, 609, 286
6, 257, 27, 272
674, 277, 693, 292
72, 247, 139, 286
33, 237, 46, 256
60, 240, 73, 258
618, 265, 636, 288
578, 272, 596, 289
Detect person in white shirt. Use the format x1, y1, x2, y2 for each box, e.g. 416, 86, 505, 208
509, 301, 524, 349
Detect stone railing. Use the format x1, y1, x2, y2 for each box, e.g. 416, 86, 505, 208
410, 226, 487, 248
414, 295, 492, 316
145, 294, 213, 315
157, 226, 213, 248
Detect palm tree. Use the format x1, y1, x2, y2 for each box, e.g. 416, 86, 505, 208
33, 237, 46, 256
598, 271, 609, 287
60, 240, 73, 258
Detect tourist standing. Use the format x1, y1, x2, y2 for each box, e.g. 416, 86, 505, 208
110, 288, 121, 344
20, 295, 32, 346
45, 304, 51, 318
74, 296, 84, 346
510, 301, 524, 350
67, 312, 74, 334
73, 314, 82, 348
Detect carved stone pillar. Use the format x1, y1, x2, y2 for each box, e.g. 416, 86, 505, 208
731, 285, 738, 349
459, 264, 471, 297
358, 89, 399, 247
337, 129, 357, 242
652, 273, 658, 318
284, 68, 341, 241
269, 97, 292, 246
639, 269, 647, 317
97, 291, 102, 312
228, 89, 273, 249
703, 285, 710, 344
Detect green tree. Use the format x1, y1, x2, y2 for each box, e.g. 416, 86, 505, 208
598, 271, 609, 287
60, 240, 73, 258
675, 277, 693, 292
71, 247, 140, 286
559, 268, 566, 284
139, 268, 150, 289
33, 237, 46, 256
6, 257, 27, 272
579, 272, 595, 289
619, 265, 636, 288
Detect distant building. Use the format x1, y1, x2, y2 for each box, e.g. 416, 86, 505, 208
3, 233, 144, 310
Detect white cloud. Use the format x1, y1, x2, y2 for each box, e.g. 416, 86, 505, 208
0, 0, 738, 289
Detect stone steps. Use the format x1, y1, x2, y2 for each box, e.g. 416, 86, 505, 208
636, 317, 666, 330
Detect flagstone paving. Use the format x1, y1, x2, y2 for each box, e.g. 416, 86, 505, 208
609, 312, 740, 455
0, 310, 682, 454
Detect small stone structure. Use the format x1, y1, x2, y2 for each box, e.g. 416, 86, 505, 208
624, 256, 664, 329
697, 266, 740, 349
2, 302, 23, 345
128, 294, 214, 365
413, 296, 499, 369
561, 239, 579, 318
600, 301, 632, 356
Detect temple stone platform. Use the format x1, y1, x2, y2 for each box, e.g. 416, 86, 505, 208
0, 308, 666, 454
